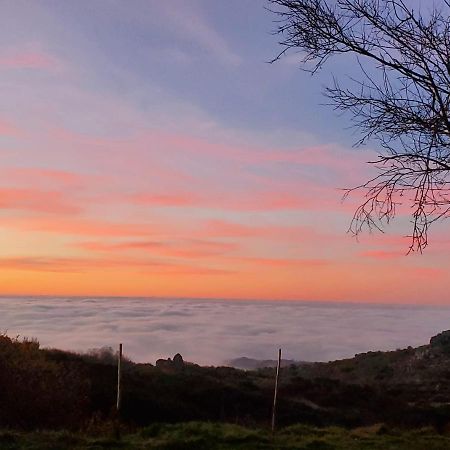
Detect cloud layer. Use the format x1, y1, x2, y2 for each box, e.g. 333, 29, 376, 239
1, 297, 450, 366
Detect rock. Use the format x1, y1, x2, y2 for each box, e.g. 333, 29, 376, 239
156, 358, 171, 369
155, 354, 184, 371
430, 331, 450, 350
173, 353, 184, 369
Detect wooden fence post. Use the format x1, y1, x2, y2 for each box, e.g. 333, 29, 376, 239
271, 348, 282, 433
117, 343, 122, 412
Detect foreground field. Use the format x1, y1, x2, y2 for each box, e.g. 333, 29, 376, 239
1, 422, 450, 450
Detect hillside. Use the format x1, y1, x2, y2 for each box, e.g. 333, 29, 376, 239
2, 331, 450, 432
293, 330, 450, 385
226, 357, 304, 370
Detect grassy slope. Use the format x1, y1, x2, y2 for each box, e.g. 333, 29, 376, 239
1, 423, 450, 450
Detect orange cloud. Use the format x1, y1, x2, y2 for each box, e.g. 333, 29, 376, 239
234, 257, 329, 268
0, 255, 233, 276
0, 217, 162, 237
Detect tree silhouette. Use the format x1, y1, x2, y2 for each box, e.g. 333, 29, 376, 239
271, 0, 450, 252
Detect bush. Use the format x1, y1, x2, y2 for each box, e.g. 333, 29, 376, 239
0, 334, 89, 429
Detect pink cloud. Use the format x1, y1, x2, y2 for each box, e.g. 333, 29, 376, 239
0, 167, 124, 215
0, 188, 81, 214
128, 185, 339, 212
360, 250, 405, 260
235, 257, 330, 268
0, 167, 94, 189
1, 217, 163, 237
76, 238, 238, 258
409, 267, 446, 278
0, 48, 60, 71
138, 130, 372, 176
201, 219, 313, 241
0, 118, 21, 137
131, 193, 200, 207
47, 126, 363, 181
221, 190, 324, 211
39, 125, 370, 214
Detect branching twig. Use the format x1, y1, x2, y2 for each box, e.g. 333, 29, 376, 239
270, 0, 450, 251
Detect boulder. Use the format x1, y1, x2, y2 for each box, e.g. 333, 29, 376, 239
173, 353, 184, 369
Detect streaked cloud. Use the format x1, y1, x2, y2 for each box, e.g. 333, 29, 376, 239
76, 239, 239, 259
155, 1, 242, 66
360, 250, 404, 260
0, 117, 21, 136
0, 255, 234, 276
0, 217, 161, 237
0, 188, 82, 214
0, 46, 60, 70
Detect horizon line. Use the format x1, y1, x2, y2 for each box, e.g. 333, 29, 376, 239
0, 294, 448, 308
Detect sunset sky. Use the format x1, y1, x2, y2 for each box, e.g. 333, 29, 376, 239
1, 0, 449, 303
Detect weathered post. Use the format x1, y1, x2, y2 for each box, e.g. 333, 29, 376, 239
271, 348, 282, 433
116, 343, 122, 412
114, 343, 123, 441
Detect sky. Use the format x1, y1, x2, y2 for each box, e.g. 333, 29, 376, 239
0, 0, 449, 303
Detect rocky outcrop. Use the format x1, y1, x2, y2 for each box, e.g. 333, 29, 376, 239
430, 331, 450, 351
156, 353, 185, 371
173, 353, 184, 369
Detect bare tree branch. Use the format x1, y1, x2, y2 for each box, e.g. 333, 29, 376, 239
270, 0, 450, 251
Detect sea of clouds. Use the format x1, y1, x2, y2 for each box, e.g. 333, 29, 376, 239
1, 297, 450, 366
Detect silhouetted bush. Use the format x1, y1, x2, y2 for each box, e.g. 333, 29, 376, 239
0, 334, 89, 429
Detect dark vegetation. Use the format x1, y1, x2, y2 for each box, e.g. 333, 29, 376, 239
3, 331, 450, 435
2, 423, 450, 449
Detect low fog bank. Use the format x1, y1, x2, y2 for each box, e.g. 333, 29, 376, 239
1, 297, 449, 366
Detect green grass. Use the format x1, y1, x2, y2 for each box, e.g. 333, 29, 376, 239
1, 422, 450, 449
